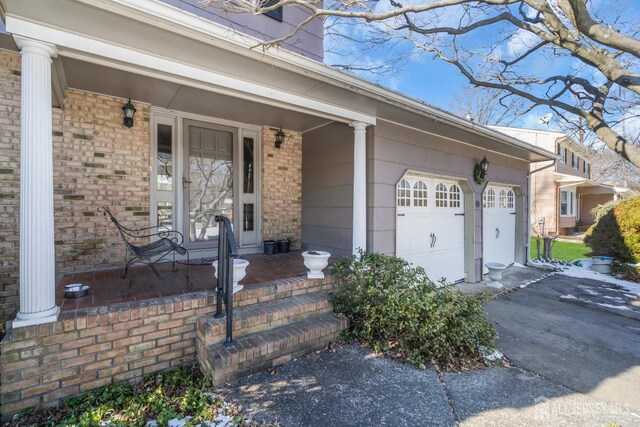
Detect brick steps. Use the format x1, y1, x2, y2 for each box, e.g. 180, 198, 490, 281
199, 312, 348, 386
198, 292, 334, 346
232, 275, 338, 308
197, 274, 348, 386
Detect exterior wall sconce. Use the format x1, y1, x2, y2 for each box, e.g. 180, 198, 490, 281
274, 128, 285, 149
474, 155, 489, 184
122, 99, 136, 128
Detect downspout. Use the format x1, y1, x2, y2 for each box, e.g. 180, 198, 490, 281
526, 160, 556, 265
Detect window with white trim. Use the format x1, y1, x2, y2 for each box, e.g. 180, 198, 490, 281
484, 188, 495, 208
498, 189, 507, 208
570, 191, 574, 215
572, 153, 579, 169
507, 190, 515, 209
397, 179, 411, 207
560, 191, 568, 215
449, 184, 461, 208
413, 181, 428, 207
557, 144, 567, 163
435, 183, 448, 207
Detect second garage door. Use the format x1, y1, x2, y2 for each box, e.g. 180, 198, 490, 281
483, 185, 516, 268
396, 175, 466, 283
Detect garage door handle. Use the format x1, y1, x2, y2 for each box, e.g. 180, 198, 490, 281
454, 213, 465, 216
495, 228, 500, 239
510, 212, 516, 215
430, 233, 435, 248
397, 213, 405, 216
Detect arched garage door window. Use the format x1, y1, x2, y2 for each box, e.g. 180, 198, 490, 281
449, 184, 461, 208
413, 181, 428, 206
435, 183, 448, 207
397, 179, 411, 206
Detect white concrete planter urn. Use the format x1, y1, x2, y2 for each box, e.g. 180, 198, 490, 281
485, 262, 506, 288
212, 258, 250, 294
302, 251, 331, 279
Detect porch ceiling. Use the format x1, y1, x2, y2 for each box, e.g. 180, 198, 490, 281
62, 57, 334, 132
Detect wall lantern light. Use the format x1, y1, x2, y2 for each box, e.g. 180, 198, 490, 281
122, 98, 136, 128
474, 155, 489, 184
479, 155, 489, 172
274, 128, 285, 149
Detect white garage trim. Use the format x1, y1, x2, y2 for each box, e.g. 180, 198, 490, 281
395, 171, 476, 283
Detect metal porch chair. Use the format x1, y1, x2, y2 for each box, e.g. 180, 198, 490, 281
98, 205, 191, 292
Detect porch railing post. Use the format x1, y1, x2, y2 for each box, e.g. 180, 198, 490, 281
214, 220, 226, 319
225, 246, 234, 346
213, 215, 238, 347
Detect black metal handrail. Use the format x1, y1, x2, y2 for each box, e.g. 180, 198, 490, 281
213, 215, 238, 347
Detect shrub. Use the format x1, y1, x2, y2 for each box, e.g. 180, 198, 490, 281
330, 251, 496, 370
585, 195, 640, 263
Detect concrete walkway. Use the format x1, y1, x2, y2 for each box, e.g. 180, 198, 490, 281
219, 270, 640, 426
455, 265, 549, 296
219, 344, 638, 426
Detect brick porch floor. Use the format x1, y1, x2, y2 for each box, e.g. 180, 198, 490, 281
57, 251, 317, 312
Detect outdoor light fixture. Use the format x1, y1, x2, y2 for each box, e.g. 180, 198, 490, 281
122, 99, 136, 128
474, 155, 489, 184
274, 128, 285, 149
479, 155, 489, 172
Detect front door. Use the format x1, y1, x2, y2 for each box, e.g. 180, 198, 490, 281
183, 120, 237, 249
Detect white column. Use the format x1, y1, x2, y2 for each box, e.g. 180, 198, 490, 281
351, 122, 368, 254
14, 37, 60, 327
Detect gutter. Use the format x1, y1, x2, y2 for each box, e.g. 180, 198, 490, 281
526, 159, 557, 266
77, 0, 555, 161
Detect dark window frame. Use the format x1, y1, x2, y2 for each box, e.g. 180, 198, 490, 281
261, 0, 283, 22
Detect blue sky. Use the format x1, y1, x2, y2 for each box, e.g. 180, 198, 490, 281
323, 0, 640, 133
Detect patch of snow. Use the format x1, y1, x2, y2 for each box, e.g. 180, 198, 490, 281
483, 349, 504, 362
560, 294, 578, 300
146, 411, 235, 427
556, 266, 640, 296
512, 262, 527, 268
596, 303, 632, 311
577, 285, 600, 296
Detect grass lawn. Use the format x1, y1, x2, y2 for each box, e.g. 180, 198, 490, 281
529, 237, 591, 262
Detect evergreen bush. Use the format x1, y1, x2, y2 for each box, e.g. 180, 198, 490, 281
330, 251, 496, 370
585, 195, 640, 263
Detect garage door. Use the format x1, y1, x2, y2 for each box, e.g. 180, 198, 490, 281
483, 186, 516, 269
396, 176, 465, 283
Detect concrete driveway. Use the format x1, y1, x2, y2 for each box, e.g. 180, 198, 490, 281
485, 274, 640, 413
219, 272, 640, 426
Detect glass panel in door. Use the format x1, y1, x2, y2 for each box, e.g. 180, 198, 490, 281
184, 123, 234, 248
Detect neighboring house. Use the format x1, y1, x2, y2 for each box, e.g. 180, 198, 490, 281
0, 0, 554, 414
491, 126, 634, 235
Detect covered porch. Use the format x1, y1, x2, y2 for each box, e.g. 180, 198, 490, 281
4, 4, 375, 328
56, 251, 317, 312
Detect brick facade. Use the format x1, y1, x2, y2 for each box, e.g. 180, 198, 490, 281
53, 89, 150, 274
0, 275, 338, 416
0, 50, 21, 323
0, 49, 151, 323
0, 292, 216, 414
261, 127, 302, 248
